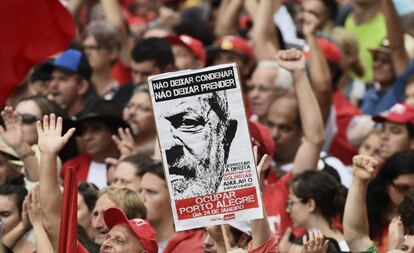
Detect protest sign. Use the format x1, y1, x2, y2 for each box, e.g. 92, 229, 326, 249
148, 63, 263, 231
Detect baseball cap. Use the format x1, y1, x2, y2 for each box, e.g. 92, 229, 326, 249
44, 48, 92, 81
373, 103, 414, 125
103, 208, 158, 253
207, 35, 253, 62
164, 34, 206, 63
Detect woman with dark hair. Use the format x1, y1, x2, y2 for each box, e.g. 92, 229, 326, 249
1, 95, 76, 183
0, 176, 34, 253
287, 170, 349, 252
367, 150, 414, 251
77, 182, 99, 242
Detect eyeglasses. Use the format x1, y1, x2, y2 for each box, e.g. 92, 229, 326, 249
20, 114, 39, 124
83, 45, 104, 52
286, 198, 302, 213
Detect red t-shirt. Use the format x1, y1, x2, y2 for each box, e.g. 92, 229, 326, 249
248, 234, 279, 253
262, 172, 293, 240
163, 230, 204, 253
112, 60, 131, 85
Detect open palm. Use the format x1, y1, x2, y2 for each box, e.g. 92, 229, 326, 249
0, 106, 25, 149
37, 114, 75, 154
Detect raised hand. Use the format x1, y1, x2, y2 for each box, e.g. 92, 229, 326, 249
388, 216, 404, 251
36, 114, 75, 154
276, 49, 306, 72
253, 146, 272, 191
112, 128, 136, 159
0, 106, 25, 150
302, 230, 328, 253
27, 187, 42, 226
21, 193, 32, 230
352, 155, 379, 182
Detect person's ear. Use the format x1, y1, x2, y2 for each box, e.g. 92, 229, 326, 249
109, 47, 120, 62
77, 79, 89, 96
409, 137, 414, 150
306, 198, 316, 213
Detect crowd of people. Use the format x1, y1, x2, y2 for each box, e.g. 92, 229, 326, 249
1, 0, 414, 252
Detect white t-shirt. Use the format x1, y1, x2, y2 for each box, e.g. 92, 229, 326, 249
87, 161, 107, 189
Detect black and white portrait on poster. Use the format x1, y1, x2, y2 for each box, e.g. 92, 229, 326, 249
148, 64, 263, 231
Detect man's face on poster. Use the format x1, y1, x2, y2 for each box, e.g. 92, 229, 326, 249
160, 92, 236, 199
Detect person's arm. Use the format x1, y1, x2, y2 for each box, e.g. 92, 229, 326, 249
243, 0, 258, 21
382, 0, 409, 75
66, 0, 86, 17
0, 106, 39, 181
37, 114, 75, 251
1, 218, 31, 250
250, 153, 273, 249
344, 155, 378, 252
250, 0, 280, 61
100, 0, 130, 65
276, 49, 325, 175
26, 187, 54, 253
214, 0, 243, 37
303, 13, 332, 124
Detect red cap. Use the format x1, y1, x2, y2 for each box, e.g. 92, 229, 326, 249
248, 120, 276, 157
373, 103, 414, 125
303, 37, 341, 66
103, 208, 158, 253
212, 35, 253, 61
164, 34, 206, 63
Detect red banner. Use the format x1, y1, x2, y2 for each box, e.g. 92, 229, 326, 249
175, 187, 259, 220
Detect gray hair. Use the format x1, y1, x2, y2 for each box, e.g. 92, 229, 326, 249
256, 60, 293, 90
132, 84, 150, 95
83, 20, 122, 50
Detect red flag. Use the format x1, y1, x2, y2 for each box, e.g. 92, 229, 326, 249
0, 0, 75, 107
59, 164, 85, 253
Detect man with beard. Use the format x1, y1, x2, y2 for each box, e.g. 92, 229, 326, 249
159, 90, 237, 199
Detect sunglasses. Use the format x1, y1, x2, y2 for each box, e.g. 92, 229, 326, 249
20, 114, 38, 124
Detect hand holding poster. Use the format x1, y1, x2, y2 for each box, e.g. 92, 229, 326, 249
148, 63, 263, 231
